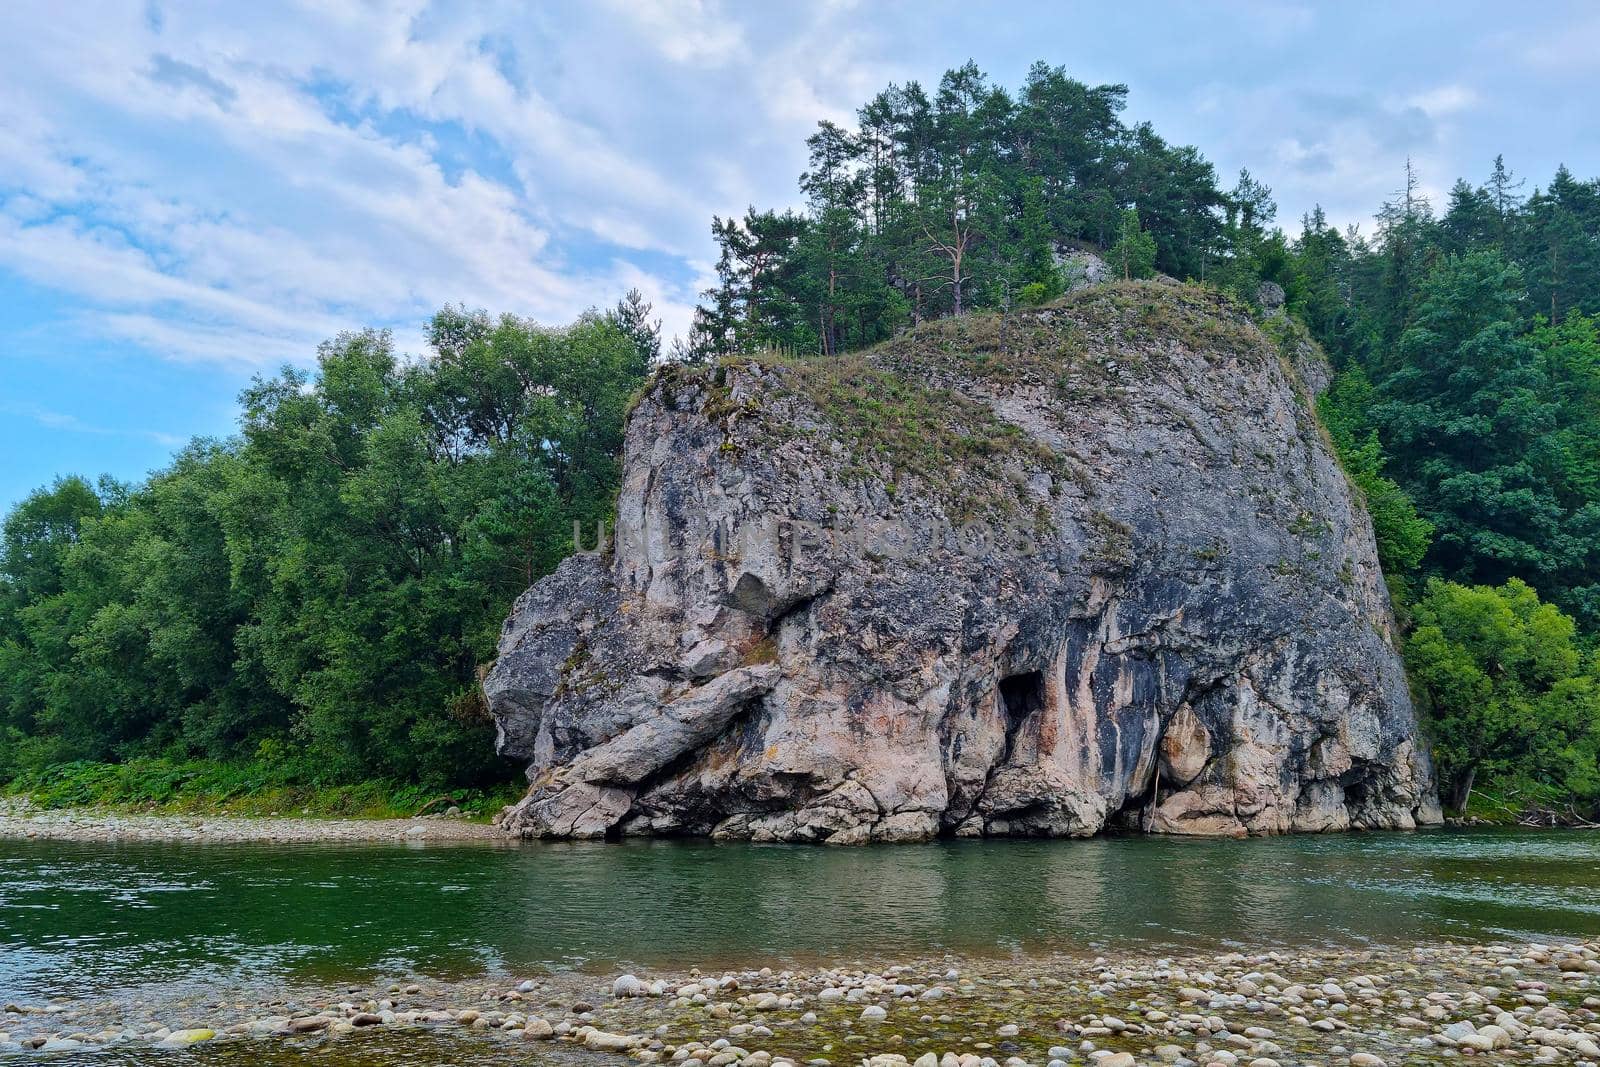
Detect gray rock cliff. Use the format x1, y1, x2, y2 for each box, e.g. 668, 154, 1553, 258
485, 281, 1441, 842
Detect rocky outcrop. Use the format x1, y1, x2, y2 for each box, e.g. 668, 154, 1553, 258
485, 281, 1440, 842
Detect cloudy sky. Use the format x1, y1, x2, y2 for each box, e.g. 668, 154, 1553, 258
3, 1, 1599, 509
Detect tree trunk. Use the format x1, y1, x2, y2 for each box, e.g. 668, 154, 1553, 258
951, 242, 965, 316
1448, 765, 1477, 813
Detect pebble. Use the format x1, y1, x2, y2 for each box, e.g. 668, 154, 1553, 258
584, 1030, 637, 1052
0, 935, 1596, 1067
160, 1028, 216, 1044
0, 797, 500, 843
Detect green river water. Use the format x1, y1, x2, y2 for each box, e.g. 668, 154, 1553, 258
2, 829, 1599, 1063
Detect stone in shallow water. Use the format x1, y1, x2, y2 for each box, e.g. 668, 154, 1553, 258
38, 1038, 84, 1052
584, 1030, 637, 1052
163, 1023, 219, 1043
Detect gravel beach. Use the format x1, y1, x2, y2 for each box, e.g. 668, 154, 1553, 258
0, 797, 506, 844
4, 939, 1600, 1064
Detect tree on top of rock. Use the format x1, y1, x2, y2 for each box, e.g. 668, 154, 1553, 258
1108, 208, 1157, 280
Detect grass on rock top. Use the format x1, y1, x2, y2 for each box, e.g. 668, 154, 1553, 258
758, 353, 1049, 522
673, 281, 1287, 524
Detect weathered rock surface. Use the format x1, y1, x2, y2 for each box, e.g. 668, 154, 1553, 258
486, 281, 1440, 842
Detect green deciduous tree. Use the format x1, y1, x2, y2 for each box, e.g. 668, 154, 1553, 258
0, 309, 646, 790
1407, 578, 1600, 810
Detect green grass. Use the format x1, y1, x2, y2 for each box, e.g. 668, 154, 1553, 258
651, 281, 1294, 530
2, 757, 523, 821
758, 350, 1055, 522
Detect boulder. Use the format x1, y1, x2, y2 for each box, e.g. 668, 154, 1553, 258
485, 282, 1439, 842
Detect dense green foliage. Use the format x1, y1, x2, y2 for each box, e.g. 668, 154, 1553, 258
1278, 167, 1600, 630
4, 756, 522, 819
1, 298, 654, 793
1107, 208, 1158, 281
1317, 368, 1435, 593
683, 62, 1241, 358
1407, 579, 1600, 810
1279, 161, 1600, 811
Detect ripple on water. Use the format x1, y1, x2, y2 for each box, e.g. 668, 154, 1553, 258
2, 828, 1599, 1006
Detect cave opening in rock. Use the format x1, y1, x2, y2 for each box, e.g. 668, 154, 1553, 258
1111, 776, 1159, 833
998, 670, 1045, 724
1342, 773, 1371, 814
996, 671, 1045, 768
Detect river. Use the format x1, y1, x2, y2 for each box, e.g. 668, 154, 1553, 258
5, 828, 1600, 1007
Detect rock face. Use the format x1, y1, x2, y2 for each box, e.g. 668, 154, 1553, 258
485, 281, 1441, 842
1055, 247, 1111, 292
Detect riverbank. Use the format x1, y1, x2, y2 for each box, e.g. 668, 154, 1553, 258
5, 798, 1592, 849
0, 755, 525, 821
0, 796, 506, 844
3, 938, 1599, 1064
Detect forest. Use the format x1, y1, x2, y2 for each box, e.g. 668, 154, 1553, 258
3, 62, 1598, 819
0, 298, 657, 811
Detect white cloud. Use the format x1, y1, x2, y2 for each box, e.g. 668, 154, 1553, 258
4, 0, 1594, 388
1514, 12, 1600, 72
1188, 79, 1465, 233
599, 0, 746, 66
2, 401, 186, 448
0, 1, 750, 368
1405, 84, 1479, 118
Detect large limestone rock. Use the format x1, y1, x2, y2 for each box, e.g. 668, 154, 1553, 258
486, 281, 1440, 842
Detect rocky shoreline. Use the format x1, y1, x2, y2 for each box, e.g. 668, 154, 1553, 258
4, 939, 1599, 1064
0, 797, 505, 844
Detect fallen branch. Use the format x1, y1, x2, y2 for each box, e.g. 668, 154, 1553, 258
412, 795, 459, 818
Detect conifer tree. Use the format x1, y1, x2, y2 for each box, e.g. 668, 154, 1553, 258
1108, 208, 1157, 280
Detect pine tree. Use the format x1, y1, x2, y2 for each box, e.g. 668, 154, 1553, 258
1108, 208, 1157, 280
606, 289, 662, 375
1486, 154, 1526, 240
1015, 177, 1062, 305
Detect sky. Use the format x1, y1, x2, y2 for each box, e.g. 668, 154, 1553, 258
3, 1, 1599, 511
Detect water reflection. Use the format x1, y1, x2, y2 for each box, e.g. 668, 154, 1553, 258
2, 829, 1599, 1004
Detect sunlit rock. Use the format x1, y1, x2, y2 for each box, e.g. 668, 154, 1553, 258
485, 282, 1440, 842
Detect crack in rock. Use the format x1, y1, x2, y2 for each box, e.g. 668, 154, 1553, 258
485, 283, 1441, 843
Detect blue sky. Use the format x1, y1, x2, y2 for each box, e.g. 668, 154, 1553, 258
4, 1, 1600, 511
